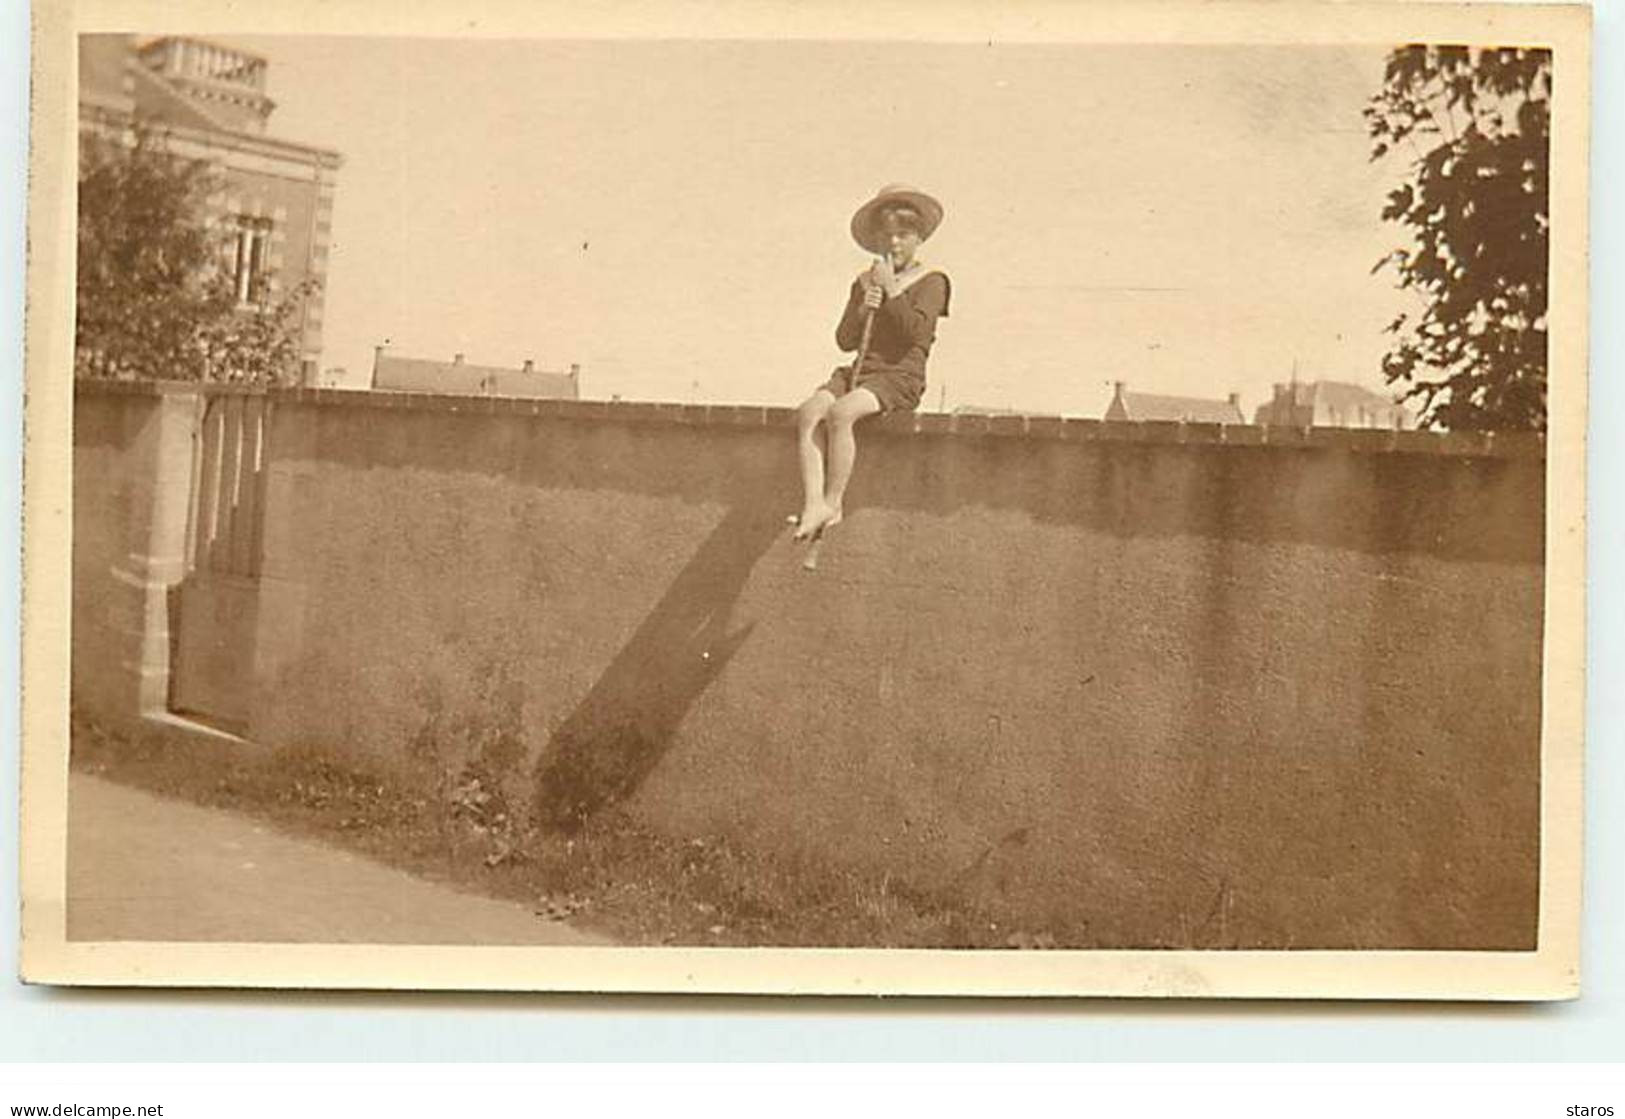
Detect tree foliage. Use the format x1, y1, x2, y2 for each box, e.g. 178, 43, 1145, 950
1365, 45, 1551, 432
76, 124, 315, 385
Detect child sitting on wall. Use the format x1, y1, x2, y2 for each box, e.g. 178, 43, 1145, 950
793, 184, 952, 540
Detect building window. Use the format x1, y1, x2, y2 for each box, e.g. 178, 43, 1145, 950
232, 216, 273, 304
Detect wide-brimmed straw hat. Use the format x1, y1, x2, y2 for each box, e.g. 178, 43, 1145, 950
850, 183, 944, 253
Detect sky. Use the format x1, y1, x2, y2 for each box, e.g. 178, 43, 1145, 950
237, 37, 1414, 417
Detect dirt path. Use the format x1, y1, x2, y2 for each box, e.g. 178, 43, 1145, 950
67, 773, 610, 945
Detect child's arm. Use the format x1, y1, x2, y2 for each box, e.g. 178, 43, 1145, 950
835, 278, 870, 352
876, 272, 950, 349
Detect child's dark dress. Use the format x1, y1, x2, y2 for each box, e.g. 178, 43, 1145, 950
822, 269, 951, 413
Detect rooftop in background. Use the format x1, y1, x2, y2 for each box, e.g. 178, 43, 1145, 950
1104, 382, 1246, 425
1254, 380, 1414, 430
371, 349, 581, 401
79, 34, 342, 163
134, 36, 276, 136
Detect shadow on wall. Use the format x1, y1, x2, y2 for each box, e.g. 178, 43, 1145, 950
531, 498, 786, 832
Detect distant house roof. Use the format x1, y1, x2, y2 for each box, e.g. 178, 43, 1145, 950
1105, 383, 1245, 424
1308, 380, 1404, 415
1253, 380, 1412, 427
371, 352, 580, 400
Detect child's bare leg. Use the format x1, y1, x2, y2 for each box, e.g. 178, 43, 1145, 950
822, 388, 882, 525
795, 390, 837, 536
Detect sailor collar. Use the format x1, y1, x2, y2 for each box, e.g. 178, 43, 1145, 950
888, 262, 940, 295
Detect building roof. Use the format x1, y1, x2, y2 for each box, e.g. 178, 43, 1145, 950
1305, 380, 1406, 414
1107, 387, 1245, 424
1266, 380, 1403, 411
130, 61, 231, 134
80, 34, 343, 167
372, 354, 579, 400
134, 36, 276, 136
79, 35, 135, 118
1255, 380, 1411, 425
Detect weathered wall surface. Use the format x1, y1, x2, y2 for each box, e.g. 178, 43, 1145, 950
72, 384, 1547, 948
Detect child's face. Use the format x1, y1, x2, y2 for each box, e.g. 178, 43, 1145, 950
879, 215, 922, 269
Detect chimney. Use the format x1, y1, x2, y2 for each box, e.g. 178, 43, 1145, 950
1227, 392, 1240, 410
1103, 380, 1129, 422
453, 352, 465, 365
522, 359, 535, 374
569, 363, 581, 379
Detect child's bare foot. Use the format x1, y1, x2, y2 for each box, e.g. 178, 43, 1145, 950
794, 501, 836, 539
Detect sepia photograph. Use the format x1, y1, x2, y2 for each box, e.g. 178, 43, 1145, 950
19, 0, 1590, 998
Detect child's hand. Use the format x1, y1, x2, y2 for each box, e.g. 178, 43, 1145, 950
868, 255, 896, 294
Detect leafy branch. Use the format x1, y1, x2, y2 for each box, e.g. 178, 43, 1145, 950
76, 122, 315, 386
1365, 44, 1551, 432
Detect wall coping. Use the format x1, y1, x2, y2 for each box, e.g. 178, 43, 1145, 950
72, 378, 1546, 460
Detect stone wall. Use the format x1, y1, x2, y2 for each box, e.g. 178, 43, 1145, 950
72, 382, 1547, 948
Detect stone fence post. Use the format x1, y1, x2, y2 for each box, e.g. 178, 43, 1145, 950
72, 382, 205, 727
